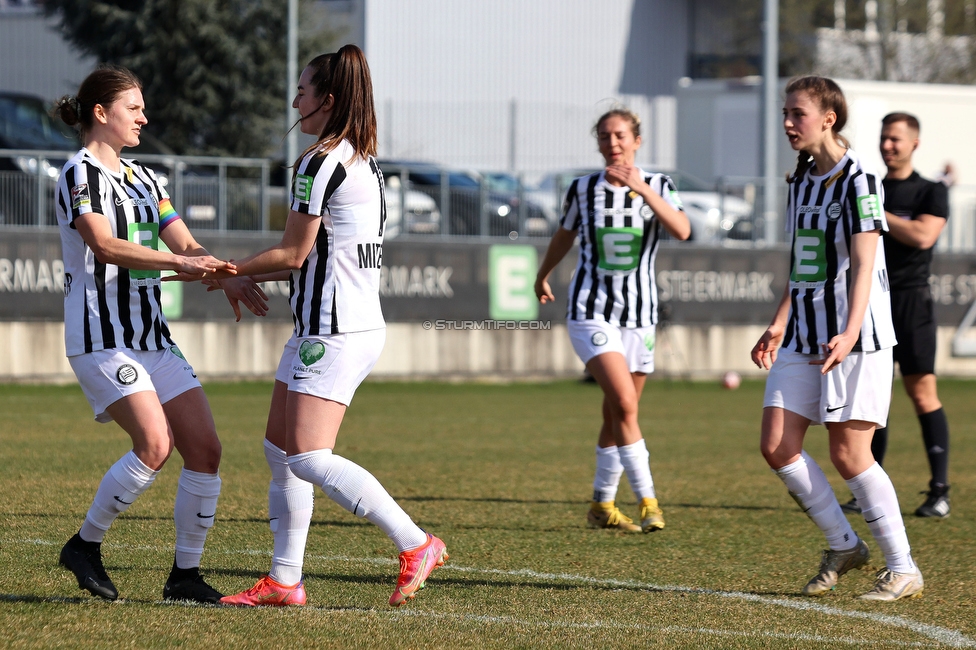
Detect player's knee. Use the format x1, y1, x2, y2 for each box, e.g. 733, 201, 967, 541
607, 394, 639, 421
198, 438, 222, 473
760, 437, 798, 469
182, 433, 222, 473
827, 445, 861, 477
760, 444, 786, 468
136, 437, 174, 470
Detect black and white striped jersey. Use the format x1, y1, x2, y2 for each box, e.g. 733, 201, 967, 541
56, 148, 177, 356
782, 149, 896, 354
288, 139, 386, 335
558, 170, 681, 327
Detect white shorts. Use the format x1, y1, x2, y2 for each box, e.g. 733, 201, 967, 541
567, 319, 655, 374
69, 346, 200, 423
763, 346, 893, 427
274, 329, 386, 406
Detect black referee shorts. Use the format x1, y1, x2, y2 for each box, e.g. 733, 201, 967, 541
891, 286, 937, 377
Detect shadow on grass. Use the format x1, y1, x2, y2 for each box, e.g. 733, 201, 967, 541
391, 497, 790, 512
0, 512, 372, 528
0, 593, 91, 605
206, 568, 799, 599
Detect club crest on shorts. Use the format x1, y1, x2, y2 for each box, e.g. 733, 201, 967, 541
116, 364, 138, 385
591, 332, 609, 346
826, 201, 842, 221
169, 346, 185, 360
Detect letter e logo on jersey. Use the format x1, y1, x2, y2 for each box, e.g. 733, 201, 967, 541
668, 189, 683, 209
116, 364, 138, 385
790, 229, 827, 284
294, 174, 314, 203
596, 227, 642, 272
856, 195, 880, 221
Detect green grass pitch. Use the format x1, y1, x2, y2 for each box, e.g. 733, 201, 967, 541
1, 378, 975, 648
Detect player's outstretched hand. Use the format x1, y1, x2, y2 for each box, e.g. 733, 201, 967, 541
163, 257, 237, 283
211, 277, 270, 322
810, 332, 857, 374
535, 276, 555, 304
751, 326, 783, 370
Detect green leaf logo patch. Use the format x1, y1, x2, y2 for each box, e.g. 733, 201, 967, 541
299, 340, 326, 367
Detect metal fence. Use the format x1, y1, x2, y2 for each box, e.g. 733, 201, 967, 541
2, 148, 974, 251
0, 149, 274, 231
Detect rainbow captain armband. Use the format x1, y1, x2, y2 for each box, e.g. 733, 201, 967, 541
158, 198, 181, 231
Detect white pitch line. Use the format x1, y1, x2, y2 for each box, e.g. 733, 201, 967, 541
386, 609, 941, 648
7, 539, 974, 648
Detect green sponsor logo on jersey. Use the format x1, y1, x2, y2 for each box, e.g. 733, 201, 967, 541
294, 174, 314, 203
668, 189, 683, 209
127, 222, 160, 280
856, 194, 881, 221
790, 228, 827, 284
596, 227, 643, 272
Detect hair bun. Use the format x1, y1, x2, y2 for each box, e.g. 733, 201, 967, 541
53, 95, 81, 127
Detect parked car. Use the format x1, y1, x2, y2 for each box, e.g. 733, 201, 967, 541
480, 171, 556, 237
0, 91, 78, 224
530, 169, 756, 243
382, 173, 441, 237
378, 160, 536, 237
0, 91, 175, 225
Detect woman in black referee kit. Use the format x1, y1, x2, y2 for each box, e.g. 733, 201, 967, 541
840, 112, 952, 518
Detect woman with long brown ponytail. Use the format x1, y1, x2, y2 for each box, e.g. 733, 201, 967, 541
197, 45, 447, 608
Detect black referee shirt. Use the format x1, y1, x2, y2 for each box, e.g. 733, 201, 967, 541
881, 171, 949, 290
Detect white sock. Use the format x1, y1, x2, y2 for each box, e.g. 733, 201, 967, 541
288, 449, 427, 553
265, 440, 313, 587
617, 439, 656, 501
80, 451, 158, 543
593, 445, 623, 503
846, 463, 916, 573
774, 451, 858, 551
173, 468, 221, 569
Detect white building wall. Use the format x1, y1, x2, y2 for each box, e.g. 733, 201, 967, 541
7, 321, 976, 383
364, 0, 686, 172
0, 12, 95, 99
677, 77, 976, 251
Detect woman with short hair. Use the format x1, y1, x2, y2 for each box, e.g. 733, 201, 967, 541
53, 64, 239, 603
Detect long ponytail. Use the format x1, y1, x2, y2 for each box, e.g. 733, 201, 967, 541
295, 44, 377, 167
